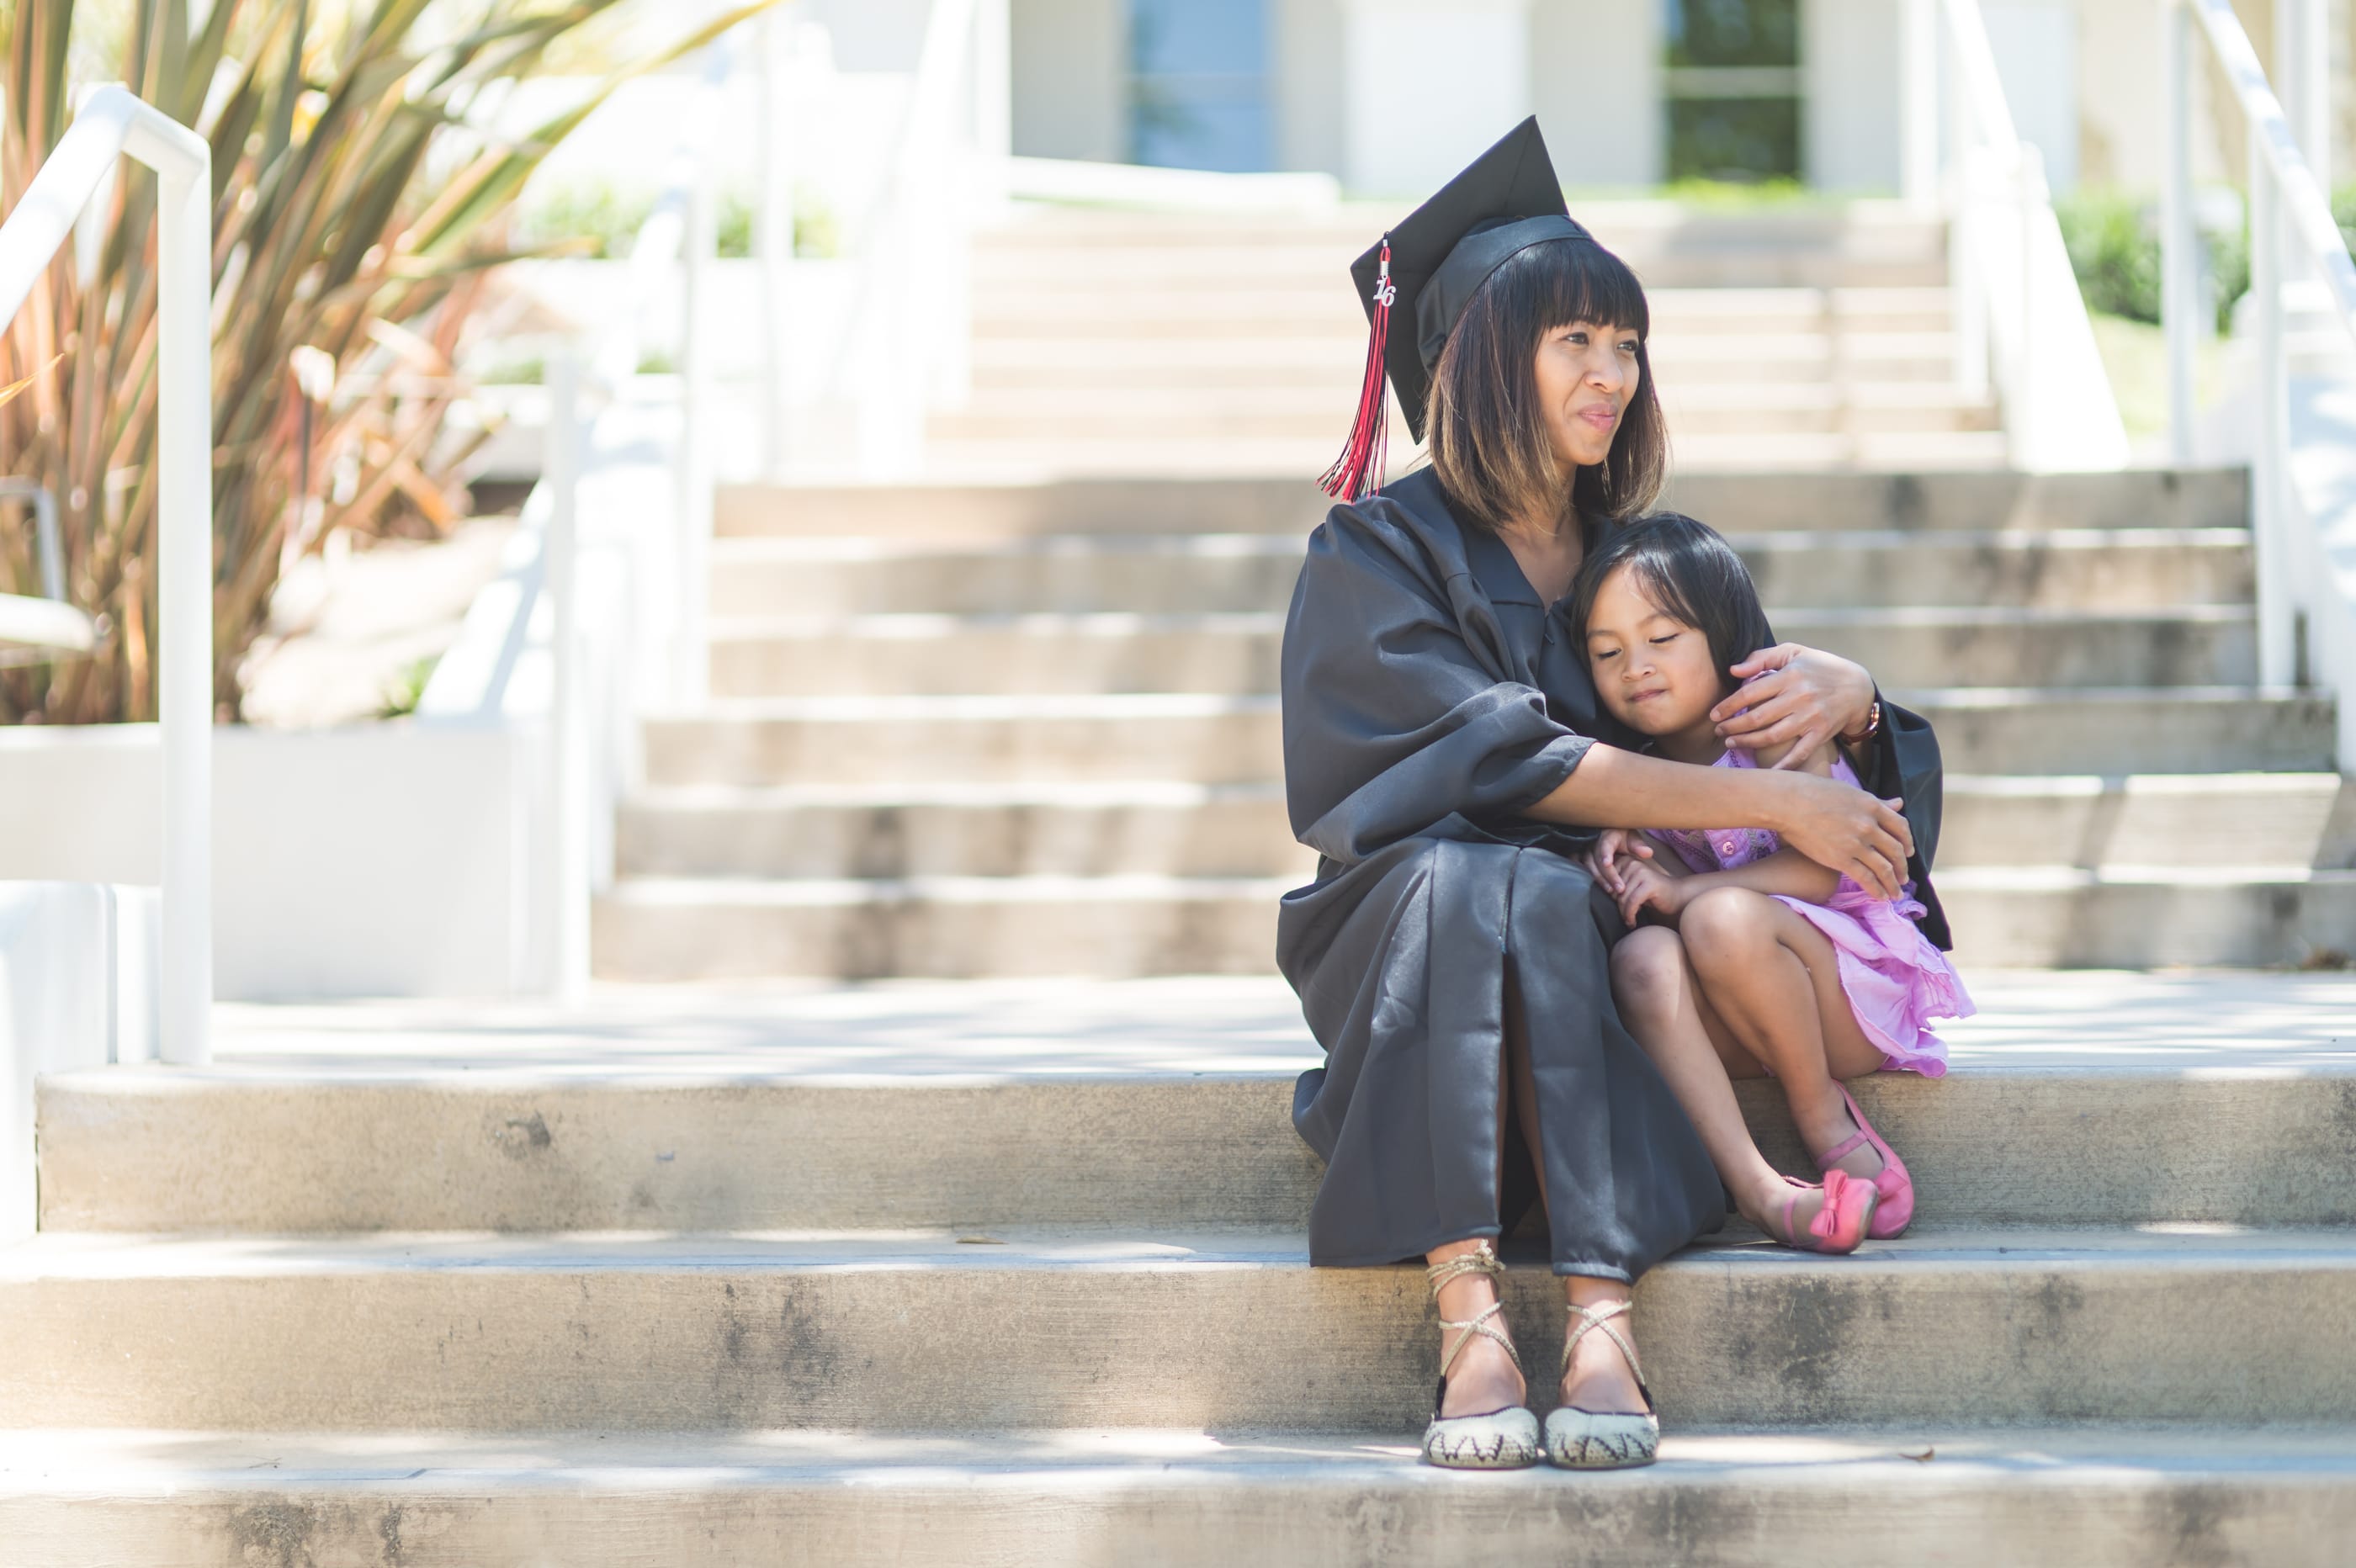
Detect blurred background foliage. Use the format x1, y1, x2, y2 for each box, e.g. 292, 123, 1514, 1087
0, 0, 763, 724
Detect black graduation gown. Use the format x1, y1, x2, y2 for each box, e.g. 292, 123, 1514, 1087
1274, 466, 1950, 1280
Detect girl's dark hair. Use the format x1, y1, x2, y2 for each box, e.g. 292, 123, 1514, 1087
1568, 511, 1774, 695
1426, 236, 1667, 532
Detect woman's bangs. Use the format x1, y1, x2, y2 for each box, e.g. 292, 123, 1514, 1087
1535, 240, 1650, 339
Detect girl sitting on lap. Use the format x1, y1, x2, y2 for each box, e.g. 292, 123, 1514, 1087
1570, 513, 1972, 1254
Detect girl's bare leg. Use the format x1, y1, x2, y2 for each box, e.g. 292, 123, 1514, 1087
1678, 887, 1889, 1179
1609, 924, 1836, 1233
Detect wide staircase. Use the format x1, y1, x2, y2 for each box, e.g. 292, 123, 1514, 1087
596, 203, 2351, 978
8, 204, 2355, 1562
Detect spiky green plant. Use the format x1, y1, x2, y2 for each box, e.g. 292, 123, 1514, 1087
0, 0, 768, 723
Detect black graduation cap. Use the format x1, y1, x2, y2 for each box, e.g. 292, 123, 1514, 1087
1319, 117, 1595, 501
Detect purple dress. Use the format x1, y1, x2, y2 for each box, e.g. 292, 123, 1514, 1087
1657, 749, 1972, 1078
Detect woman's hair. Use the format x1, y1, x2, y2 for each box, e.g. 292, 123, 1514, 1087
1568, 511, 1774, 696
1426, 236, 1667, 532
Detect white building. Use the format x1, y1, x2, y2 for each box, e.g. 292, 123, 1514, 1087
984, 0, 2345, 196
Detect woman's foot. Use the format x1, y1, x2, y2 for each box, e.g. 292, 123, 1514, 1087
1559, 1303, 1645, 1414
1428, 1246, 1526, 1418
1422, 1242, 1541, 1469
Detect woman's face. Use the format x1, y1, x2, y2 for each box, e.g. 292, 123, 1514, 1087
1532, 319, 1642, 473
1583, 564, 1722, 741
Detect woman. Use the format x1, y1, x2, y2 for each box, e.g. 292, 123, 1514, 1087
1278, 119, 1945, 1472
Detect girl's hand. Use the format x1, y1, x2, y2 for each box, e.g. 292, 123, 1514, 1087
1773, 775, 1914, 899
1584, 827, 1655, 897
1616, 860, 1688, 927
1711, 644, 1876, 771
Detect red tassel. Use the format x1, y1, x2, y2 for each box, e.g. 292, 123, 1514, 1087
1319, 239, 1394, 502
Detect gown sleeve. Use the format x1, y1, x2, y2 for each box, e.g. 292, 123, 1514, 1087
1281, 505, 1594, 866
1849, 691, 1950, 949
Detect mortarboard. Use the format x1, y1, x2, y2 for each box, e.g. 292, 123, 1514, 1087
1319, 117, 1595, 501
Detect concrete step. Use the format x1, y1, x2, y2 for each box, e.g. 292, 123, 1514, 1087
910, 431, 2019, 482
610, 774, 2353, 882
39, 1058, 2356, 1235
4, 1228, 2353, 1430
715, 469, 2247, 542
589, 866, 2354, 979
930, 384, 1999, 443
590, 873, 1286, 978
1939, 868, 2356, 967
967, 331, 1959, 391
707, 529, 2252, 617
972, 285, 1957, 337
703, 608, 2256, 698
640, 689, 2337, 787
13, 1426, 2350, 1568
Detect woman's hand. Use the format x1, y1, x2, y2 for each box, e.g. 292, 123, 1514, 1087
1583, 827, 1655, 898
1615, 859, 1690, 928
1771, 775, 1914, 899
1711, 644, 1876, 771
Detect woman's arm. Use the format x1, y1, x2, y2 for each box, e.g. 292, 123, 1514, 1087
1525, 743, 1915, 898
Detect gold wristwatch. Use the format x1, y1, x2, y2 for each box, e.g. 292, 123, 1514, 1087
1839, 700, 1883, 748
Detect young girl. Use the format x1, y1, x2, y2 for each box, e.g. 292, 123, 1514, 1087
1569, 512, 1971, 1254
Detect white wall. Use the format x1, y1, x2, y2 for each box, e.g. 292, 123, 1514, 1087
0, 882, 157, 1241
1805, 0, 1902, 193
1273, 0, 1346, 176
1985, 0, 2081, 193
0, 724, 541, 1001
1531, 0, 1660, 188
1011, 0, 1128, 161
1340, 0, 1534, 197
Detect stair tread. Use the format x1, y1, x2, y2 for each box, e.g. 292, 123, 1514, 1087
706, 605, 2257, 637
13, 1225, 2356, 1278
7, 1423, 2356, 1482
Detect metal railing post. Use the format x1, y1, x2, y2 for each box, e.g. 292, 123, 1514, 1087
675, 173, 715, 704
759, 8, 798, 479
1943, 43, 1989, 402
2249, 147, 2295, 687
544, 349, 589, 999
142, 112, 215, 1067
1900, 0, 1939, 209
2161, 0, 2198, 462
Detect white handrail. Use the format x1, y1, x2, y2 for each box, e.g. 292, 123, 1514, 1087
2164, 0, 2356, 719
0, 86, 212, 1065
836, 0, 981, 474
1930, 0, 2127, 471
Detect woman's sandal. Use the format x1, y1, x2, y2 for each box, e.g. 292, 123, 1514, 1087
1817, 1083, 1916, 1239
1420, 1242, 1541, 1470
1545, 1298, 1659, 1470
1768, 1167, 1879, 1255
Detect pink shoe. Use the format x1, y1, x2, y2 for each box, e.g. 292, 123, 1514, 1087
1768, 1168, 1877, 1255
1817, 1083, 1915, 1240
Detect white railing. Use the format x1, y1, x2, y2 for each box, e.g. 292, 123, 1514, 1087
1906, 0, 2128, 470
2163, 0, 2353, 729
833, 0, 990, 474
0, 86, 211, 1064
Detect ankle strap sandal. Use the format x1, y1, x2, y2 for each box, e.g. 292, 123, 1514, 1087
1419, 1242, 1540, 1470
1545, 1298, 1661, 1470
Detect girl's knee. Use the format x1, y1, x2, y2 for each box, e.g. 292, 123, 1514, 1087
1680, 886, 1779, 965
1609, 926, 1689, 1016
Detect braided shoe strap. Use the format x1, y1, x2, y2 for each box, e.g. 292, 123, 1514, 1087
1562, 1298, 1652, 1407
1425, 1243, 1521, 1383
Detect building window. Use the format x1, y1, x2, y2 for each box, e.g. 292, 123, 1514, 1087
1663, 0, 1802, 183
1128, 0, 1271, 172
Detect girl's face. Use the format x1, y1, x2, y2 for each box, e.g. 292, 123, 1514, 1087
1583, 564, 1726, 742
1532, 319, 1641, 472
